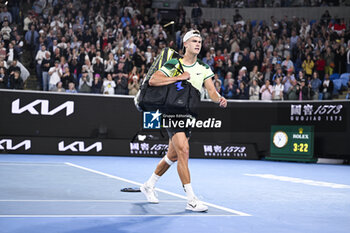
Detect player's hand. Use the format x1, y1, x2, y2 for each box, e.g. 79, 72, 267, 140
178, 71, 190, 80
218, 97, 227, 108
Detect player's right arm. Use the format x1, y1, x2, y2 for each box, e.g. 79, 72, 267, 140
149, 70, 190, 86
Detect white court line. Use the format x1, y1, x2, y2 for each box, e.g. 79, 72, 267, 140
0, 162, 66, 166
0, 200, 185, 203
0, 214, 241, 218
245, 174, 350, 189
65, 162, 251, 216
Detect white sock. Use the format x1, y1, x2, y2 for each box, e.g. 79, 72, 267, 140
145, 173, 160, 188
183, 183, 196, 201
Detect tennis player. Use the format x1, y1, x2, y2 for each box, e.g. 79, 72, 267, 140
141, 30, 227, 212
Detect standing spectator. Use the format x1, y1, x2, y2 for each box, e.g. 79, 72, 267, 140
223, 78, 236, 99
35, 44, 47, 89
249, 79, 260, 100
191, 3, 202, 26
272, 77, 284, 100
281, 54, 294, 72
203, 51, 214, 70
272, 67, 284, 83
235, 81, 249, 100
302, 54, 314, 79
282, 69, 296, 99
61, 67, 75, 89
102, 73, 116, 95
296, 79, 309, 100
287, 79, 299, 100
260, 79, 273, 100
104, 52, 116, 75
24, 25, 39, 60
91, 74, 102, 94
41, 51, 52, 91
315, 52, 326, 81
8, 70, 23, 89
320, 74, 334, 100
114, 72, 128, 95
309, 71, 322, 100
78, 71, 92, 93
324, 46, 334, 75
128, 75, 140, 96
334, 46, 347, 74
48, 60, 62, 91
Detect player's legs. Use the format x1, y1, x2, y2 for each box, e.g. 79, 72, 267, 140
154, 139, 178, 176
171, 132, 208, 212
141, 140, 177, 203
170, 132, 190, 184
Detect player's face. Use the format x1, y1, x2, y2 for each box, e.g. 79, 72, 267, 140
185, 36, 202, 55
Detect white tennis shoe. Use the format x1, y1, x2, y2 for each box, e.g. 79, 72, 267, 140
186, 197, 208, 212
140, 183, 159, 204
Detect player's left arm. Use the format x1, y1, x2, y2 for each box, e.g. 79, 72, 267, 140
204, 78, 227, 108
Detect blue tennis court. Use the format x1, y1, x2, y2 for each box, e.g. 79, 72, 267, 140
0, 154, 349, 233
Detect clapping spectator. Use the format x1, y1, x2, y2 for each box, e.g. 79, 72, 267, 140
260, 79, 273, 100
128, 75, 140, 96
61, 67, 75, 89
297, 79, 309, 100
48, 60, 63, 91
114, 72, 128, 95
272, 77, 284, 100
320, 74, 334, 100
102, 73, 116, 95
91, 74, 103, 94
78, 71, 92, 93
249, 79, 260, 100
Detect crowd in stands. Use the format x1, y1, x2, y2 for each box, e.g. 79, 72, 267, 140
189, 0, 349, 8
0, 0, 349, 101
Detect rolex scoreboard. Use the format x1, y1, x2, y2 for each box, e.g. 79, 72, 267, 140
267, 125, 316, 162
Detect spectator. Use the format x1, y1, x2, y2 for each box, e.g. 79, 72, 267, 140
102, 73, 116, 95
249, 79, 260, 100
191, 3, 202, 25
61, 67, 75, 90
115, 72, 128, 95
309, 71, 322, 100
0, 67, 8, 89
320, 74, 334, 100
223, 78, 236, 99
282, 69, 296, 99
51, 81, 65, 92
41, 51, 52, 91
272, 77, 284, 100
128, 75, 140, 96
297, 79, 309, 100
78, 71, 92, 93
315, 52, 326, 81
260, 79, 273, 100
65, 82, 78, 93
8, 70, 23, 89
48, 60, 63, 91
91, 74, 103, 94
287, 79, 299, 100
203, 51, 214, 70
302, 54, 315, 79
334, 46, 347, 74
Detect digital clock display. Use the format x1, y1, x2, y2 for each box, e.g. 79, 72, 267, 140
293, 143, 309, 153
